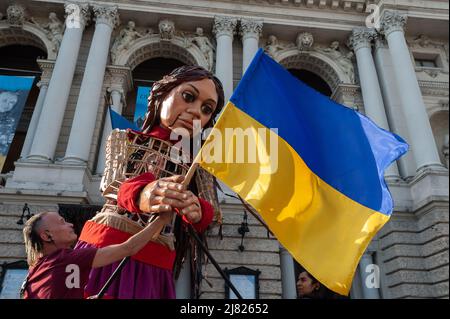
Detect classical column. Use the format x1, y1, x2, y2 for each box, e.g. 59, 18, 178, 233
21, 60, 55, 159
349, 28, 400, 180
358, 253, 380, 299
62, 5, 119, 165
20, 81, 49, 159
373, 36, 417, 179
95, 88, 124, 174
279, 246, 297, 299
240, 19, 263, 74
381, 11, 443, 172
95, 66, 132, 174
27, 2, 89, 162
213, 16, 237, 101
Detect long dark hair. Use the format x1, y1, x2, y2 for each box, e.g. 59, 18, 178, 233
141, 65, 225, 133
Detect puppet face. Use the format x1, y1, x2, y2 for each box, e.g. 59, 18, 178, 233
159, 78, 218, 136
0, 91, 19, 113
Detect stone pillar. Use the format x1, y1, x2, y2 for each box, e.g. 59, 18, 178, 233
20, 81, 48, 159
62, 5, 119, 165
279, 246, 297, 299
381, 11, 443, 172
95, 88, 123, 174
373, 36, 417, 179
349, 28, 400, 180
213, 16, 237, 101
240, 19, 262, 74
20, 60, 55, 159
95, 66, 132, 174
358, 253, 380, 299
27, 2, 89, 162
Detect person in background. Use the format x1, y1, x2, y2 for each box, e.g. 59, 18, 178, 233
296, 269, 347, 299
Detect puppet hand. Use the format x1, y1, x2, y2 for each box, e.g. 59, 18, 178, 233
179, 190, 202, 224
139, 175, 187, 213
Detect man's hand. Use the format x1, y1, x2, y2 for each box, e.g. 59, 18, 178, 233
139, 175, 187, 213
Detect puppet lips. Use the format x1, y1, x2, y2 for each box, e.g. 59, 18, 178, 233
177, 118, 194, 130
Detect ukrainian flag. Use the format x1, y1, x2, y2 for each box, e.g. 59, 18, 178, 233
196, 49, 409, 295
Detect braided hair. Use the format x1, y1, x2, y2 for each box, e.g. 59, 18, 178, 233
23, 212, 48, 267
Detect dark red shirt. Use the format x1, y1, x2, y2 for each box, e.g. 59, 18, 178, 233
23, 248, 97, 299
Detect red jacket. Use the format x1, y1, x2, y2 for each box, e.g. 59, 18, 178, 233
79, 126, 214, 270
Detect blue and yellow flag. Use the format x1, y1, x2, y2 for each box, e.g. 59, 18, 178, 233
196, 49, 408, 295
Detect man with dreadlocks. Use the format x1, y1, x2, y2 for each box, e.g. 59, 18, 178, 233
75, 65, 225, 299
21, 211, 173, 299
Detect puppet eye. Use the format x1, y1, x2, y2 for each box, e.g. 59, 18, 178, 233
182, 91, 195, 103
201, 104, 214, 115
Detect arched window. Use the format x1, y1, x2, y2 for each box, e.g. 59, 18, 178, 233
288, 69, 332, 97
0, 45, 46, 174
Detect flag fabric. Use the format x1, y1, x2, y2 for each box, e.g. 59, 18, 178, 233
134, 86, 151, 128
109, 106, 140, 131
196, 49, 408, 295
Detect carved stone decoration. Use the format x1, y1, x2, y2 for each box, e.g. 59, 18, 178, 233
316, 41, 355, 84
37, 59, 56, 86
213, 16, 237, 38
239, 18, 263, 39
6, 4, 26, 26
111, 21, 147, 64
92, 5, 119, 29
296, 32, 314, 51
64, 2, 90, 30
31, 13, 64, 54
188, 27, 215, 71
264, 35, 286, 58
331, 83, 363, 111
348, 28, 376, 51
159, 19, 175, 41
381, 11, 407, 36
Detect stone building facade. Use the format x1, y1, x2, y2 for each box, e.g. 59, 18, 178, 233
0, 0, 448, 299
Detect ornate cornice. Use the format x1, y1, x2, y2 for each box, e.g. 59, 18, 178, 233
213, 16, 237, 38
105, 65, 133, 93
37, 59, 55, 84
381, 11, 407, 37
239, 18, 263, 40
92, 5, 119, 29
348, 28, 376, 52
64, 2, 90, 29
419, 80, 449, 97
